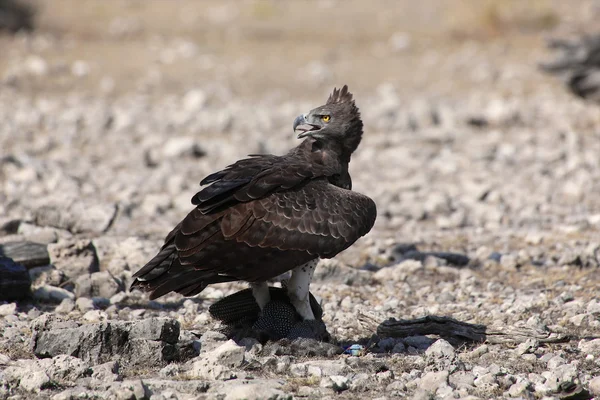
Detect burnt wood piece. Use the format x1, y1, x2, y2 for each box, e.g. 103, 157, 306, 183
0, 241, 49, 268
358, 313, 570, 344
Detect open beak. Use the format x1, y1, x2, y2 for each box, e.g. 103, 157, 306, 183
293, 114, 321, 139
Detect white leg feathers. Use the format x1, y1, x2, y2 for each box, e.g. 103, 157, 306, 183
251, 281, 271, 310
287, 259, 318, 320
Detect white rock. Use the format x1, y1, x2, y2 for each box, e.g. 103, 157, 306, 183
589, 376, 600, 396
541, 364, 578, 392
546, 356, 566, 369
190, 339, 245, 380
19, 370, 50, 392
55, 298, 75, 314
569, 313, 588, 326
419, 370, 449, 392
425, 339, 455, 359
71, 61, 90, 77
579, 339, 600, 355
76, 297, 95, 312
182, 89, 207, 112
587, 299, 600, 316
320, 375, 349, 392
33, 285, 75, 302
25, 55, 49, 76
374, 259, 423, 282
0, 303, 17, 316
224, 381, 286, 400
82, 310, 107, 322
508, 377, 532, 397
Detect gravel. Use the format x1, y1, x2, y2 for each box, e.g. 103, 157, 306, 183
1, 2, 600, 398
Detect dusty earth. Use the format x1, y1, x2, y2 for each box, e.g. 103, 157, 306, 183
1, 0, 600, 399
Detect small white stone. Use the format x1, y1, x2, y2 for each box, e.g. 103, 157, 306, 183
0, 303, 17, 316
320, 375, 349, 392
589, 376, 600, 396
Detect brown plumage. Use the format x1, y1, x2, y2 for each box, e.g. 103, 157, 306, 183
131, 85, 377, 303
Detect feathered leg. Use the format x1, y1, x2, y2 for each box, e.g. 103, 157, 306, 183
250, 281, 271, 309
287, 259, 318, 320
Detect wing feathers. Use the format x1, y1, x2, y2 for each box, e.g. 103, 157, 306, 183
131, 145, 377, 299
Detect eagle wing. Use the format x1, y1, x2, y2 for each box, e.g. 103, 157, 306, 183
132, 171, 376, 300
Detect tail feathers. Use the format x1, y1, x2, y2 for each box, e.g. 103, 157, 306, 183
132, 243, 176, 280
130, 243, 237, 300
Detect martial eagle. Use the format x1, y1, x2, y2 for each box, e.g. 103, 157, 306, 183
131, 85, 376, 328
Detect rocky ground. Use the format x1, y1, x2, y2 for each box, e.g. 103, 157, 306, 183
1, 1, 600, 399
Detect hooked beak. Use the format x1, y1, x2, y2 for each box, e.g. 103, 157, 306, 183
293, 114, 322, 139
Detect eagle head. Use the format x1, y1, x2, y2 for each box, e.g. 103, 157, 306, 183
293, 85, 363, 157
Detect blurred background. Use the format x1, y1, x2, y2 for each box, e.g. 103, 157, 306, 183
1, 0, 599, 98
1, 0, 600, 261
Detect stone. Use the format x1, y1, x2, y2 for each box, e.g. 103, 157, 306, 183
76, 297, 95, 312
91, 361, 121, 382
569, 313, 588, 326
29, 265, 68, 288
31, 314, 182, 367
0, 302, 17, 316
546, 356, 566, 369
470, 344, 489, 357
515, 338, 538, 355
32, 285, 75, 302
587, 299, 600, 317
419, 371, 449, 393
373, 259, 423, 282
224, 380, 290, 400
474, 373, 497, 389
55, 298, 75, 314
113, 379, 150, 400
289, 360, 348, 378
33, 200, 118, 234
208, 339, 245, 369
190, 340, 245, 380
313, 259, 372, 286
449, 371, 475, 389
75, 271, 124, 298
589, 376, 600, 396
579, 339, 600, 355
198, 330, 229, 353
425, 339, 455, 359
321, 375, 350, 392
48, 239, 99, 279
2, 355, 91, 392
19, 370, 50, 392
507, 377, 532, 397
541, 364, 578, 392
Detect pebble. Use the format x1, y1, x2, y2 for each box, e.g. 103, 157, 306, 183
0, 302, 17, 316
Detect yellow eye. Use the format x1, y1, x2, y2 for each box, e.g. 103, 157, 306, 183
322, 115, 331, 122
